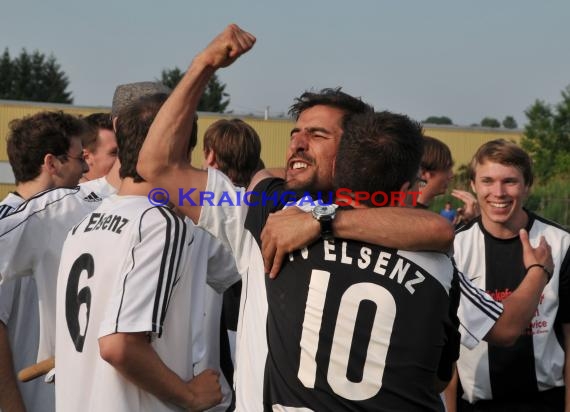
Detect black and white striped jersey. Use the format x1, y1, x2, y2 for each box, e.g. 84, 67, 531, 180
454, 213, 570, 403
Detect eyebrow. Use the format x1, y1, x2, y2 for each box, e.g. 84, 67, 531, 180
290, 126, 332, 137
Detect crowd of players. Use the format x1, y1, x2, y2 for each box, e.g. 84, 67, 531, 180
0, 24, 568, 412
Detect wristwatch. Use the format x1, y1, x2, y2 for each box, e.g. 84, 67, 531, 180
312, 204, 338, 241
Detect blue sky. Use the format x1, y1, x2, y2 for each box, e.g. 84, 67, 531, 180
2, 0, 569, 126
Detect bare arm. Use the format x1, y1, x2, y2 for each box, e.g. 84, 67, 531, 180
261, 206, 454, 277
137, 24, 256, 222
0, 322, 25, 412
99, 332, 221, 411
484, 229, 552, 346
442, 367, 459, 412
248, 168, 286, 192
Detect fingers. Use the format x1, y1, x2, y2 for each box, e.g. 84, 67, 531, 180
519, 228, 530, 252
261, 229, 277, 275
269, 251, 285, 279
224, 24, 256, 61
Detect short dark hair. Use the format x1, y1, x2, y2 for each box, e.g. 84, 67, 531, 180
203, 119, 261, 187
82, 112, 114, 152
289, 88, 373, 123
334, 111, 424, 206
469, 139, 533, 187
116, 93, 197, 182
421, 136, 454, 172
7, 111, 87, 183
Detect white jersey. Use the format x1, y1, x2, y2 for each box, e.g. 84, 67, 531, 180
0, 185, 107, 361
55, 195, 238, 412
454, 215, 570, 403
186, 223, 240, 412
0, 193, 55, 412
79, 176, 117, 199
198, 168, 265, 412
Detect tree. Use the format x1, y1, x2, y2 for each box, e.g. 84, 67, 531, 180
422, 116, 453, 125
521, 85, 570, 181
502, 116, 518, 129
480, 117, 501, 128
159, 67, 230, 113
0, 48, 72, 103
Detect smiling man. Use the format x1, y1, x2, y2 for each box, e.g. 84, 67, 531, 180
452, 139, 570, 411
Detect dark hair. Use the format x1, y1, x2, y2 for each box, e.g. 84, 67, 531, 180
116, 93, 197, 182
421, 136, 454, 172
334, 111, 424, 206
7, 111, 87, 183
469, 139, 533, 187
82, 112, 114, 152
289, 88, 373, 125
203, 119, 261, 187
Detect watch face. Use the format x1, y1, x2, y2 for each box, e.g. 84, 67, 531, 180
313, 204, 337, 218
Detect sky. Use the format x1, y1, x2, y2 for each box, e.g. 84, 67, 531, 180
2, 0, 569, 127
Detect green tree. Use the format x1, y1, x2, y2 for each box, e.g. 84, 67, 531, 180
0, 48, 72, 103
0, 49, 13, 96
480, 117, 501, 128
422, 116, 453, 125
159, 67, 230, 113
521, 85, 570, 181
502, 116, 518, 129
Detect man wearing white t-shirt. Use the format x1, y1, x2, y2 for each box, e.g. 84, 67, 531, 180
56, 93, 231, 412
0, 111, 89, 412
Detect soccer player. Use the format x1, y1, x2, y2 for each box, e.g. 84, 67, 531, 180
137, 24, 455, 411
264, 110, 460, 410
55, 92, 229, 412
451, 139, 569, 411
0, 82, 171, 387
80, 112, 118, 182
0, 111, 89, 412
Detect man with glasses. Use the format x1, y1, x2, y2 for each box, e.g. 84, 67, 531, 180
0, 111, 89, 412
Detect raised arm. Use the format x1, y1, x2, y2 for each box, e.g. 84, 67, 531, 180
261, 206, 454, 277
137, 24, 256, 222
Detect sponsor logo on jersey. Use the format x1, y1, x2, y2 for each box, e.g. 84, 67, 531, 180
83, 192, 103, 202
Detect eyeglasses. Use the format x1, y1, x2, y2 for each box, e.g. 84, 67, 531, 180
57, 153, 87, 165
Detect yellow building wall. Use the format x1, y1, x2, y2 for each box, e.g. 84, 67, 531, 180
0, 100, 524, 200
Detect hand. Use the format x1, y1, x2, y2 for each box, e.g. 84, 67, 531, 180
261, 207, 320, 278
186, 369, 222, 411
194, 24, 256, 70
451, 189, 479, 224
520, 228, 554, 275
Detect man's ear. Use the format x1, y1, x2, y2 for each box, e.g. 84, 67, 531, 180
83, 149, 95, 168
43, 153, 59, 175
204, 150, 217, 168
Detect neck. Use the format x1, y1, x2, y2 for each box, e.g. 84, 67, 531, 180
105, 161, 122, 190
117, 178, 155, 197
482, 208, 528, 239
15, 179, 53, 200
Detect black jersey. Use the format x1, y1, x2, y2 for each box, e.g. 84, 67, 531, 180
264, 237, 459, 411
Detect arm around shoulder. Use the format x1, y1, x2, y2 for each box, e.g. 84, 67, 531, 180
333, 207, 454, 252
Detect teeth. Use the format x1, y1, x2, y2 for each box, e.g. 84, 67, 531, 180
292, 162, 308, 170
490, 202, 509, 208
